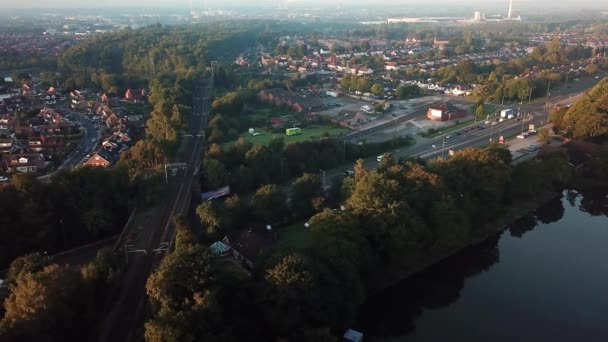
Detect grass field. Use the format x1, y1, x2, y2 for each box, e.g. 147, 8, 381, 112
426, 119, 475, 138
227, 125, 350, 146
275, 221, 312, 251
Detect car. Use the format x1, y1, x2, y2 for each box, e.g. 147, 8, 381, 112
455, 131, 462, 136
0, 176, 8, 182
499, 118, 505, 122
343, 170, 355, 177
391, 113, 397, 117
85, 154, 90, 158
485, 120, 490, 125
445, 135, 452, 139
431, 144, 437, 149
491, 122, 498, 126
91, 138, 97, 142
376, 154, 385, 162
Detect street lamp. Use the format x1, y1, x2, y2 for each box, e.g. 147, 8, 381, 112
319, 169, 326, 189
441, 136, 446, 158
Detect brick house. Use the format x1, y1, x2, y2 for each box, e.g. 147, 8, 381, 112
427, 103, 468, 121
1, 153, 45, 173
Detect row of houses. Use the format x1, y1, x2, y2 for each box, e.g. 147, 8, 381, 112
84, 130, 133, 168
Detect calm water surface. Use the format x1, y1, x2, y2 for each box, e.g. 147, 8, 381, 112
357, 190, 608, 342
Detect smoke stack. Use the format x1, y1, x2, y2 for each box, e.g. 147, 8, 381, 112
508, 0, 513, 18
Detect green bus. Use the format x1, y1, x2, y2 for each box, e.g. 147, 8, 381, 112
286, 127, 301, 136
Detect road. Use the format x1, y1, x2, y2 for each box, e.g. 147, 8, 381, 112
37, 107, 100, 182
324, 77, 604, 181
97, 76, 211, 342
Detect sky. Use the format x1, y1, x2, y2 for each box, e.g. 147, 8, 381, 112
0, 0, 603, 9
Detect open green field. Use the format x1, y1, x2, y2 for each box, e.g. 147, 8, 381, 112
227, 125, 350, 147
275, 221, 312, 251
426, 119, 475, 138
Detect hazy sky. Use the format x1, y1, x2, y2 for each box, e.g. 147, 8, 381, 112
1, 0, 603, 9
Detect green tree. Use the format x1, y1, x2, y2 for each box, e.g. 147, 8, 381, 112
5, 252, 50, 286
2, 264, 84, 341
395, 84, 421, 99
538, 128, 550, 143
585, 63, 599, 77
476, 102, 485, 120
145, 245, 237, 342
370, 83, 384, 96
251, 184, 286, 223
290, 173, 322, 219
202, 158, 227, 190
173, 215, 197, 251
258, 253, 320, 338
196, 201, 223, 237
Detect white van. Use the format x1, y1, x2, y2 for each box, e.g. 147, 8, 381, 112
377, 154, 385, 162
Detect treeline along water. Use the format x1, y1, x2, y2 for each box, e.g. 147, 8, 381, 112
357, 190, 608, 341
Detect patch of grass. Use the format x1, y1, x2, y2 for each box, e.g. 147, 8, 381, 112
275, 221, 312, 251
120, 101, 153, 117
426, 119, 475, 138
225, 125, 350, 147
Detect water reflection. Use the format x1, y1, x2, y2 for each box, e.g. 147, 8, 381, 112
356, 235, 500, 338
534, 193, 565, 224
356, 190, 608, 340
577, 190, 608, 217
508, 213, 537, 238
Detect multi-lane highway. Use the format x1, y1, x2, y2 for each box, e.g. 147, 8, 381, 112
97, 76, 211, 342
325, 77, 604, 180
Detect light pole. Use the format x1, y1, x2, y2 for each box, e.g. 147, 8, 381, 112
441, 136, 446, 158
320, 170, 326, 188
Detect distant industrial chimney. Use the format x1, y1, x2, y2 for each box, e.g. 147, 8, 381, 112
508, 0, 513, 18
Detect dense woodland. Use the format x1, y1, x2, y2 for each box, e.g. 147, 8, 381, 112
144, 145, 587, 341
550, 77, 608, 140
0, 168, 130, 269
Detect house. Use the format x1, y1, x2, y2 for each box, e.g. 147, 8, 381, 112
434, 37, 450, 47
357, 67, 374, 76
84, 153, 111, 168
28, 137, 43, 152
125, 88, 146, 102
427, 102, 468, 121
385, 62, 400, 71
0, 138, 13, 153
1, 153, 45, 173
84, 151, 112, 168
333, 110, 371, 128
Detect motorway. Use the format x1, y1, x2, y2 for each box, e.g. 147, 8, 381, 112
325, 74, 606, 180
97, 77, 211, 342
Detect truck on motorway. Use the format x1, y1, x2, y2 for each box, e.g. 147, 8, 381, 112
500, 109, 513, 118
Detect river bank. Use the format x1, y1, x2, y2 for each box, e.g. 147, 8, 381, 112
357, 188, 608, 341
366, 190, 560, 294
